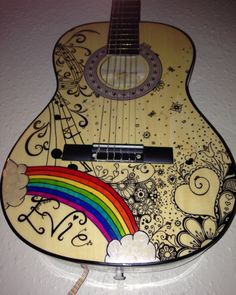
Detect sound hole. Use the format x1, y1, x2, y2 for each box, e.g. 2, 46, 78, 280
99, 55, 149, 90
85, 45, 162, 100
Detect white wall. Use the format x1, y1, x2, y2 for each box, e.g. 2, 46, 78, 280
0, 0, 235, 294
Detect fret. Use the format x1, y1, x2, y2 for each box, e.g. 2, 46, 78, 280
110, 33, 139, 38
112, 10, 140, 15
109, 40, 139, 45
110, 24, 139, 30
111, 11, 140, 16
108, 46, 139, 51
110, 19, 139, 23
108, 48, 139, 52
111, 17, 139, 21
112, 12, 139, 17
110, 23, 139, 27
109, 37, 139, 41
111, 33, 139, 37
108, 42, 139, 46
107, 0, 140, 55
108, 49, 139, 55
110, 28, 139, 33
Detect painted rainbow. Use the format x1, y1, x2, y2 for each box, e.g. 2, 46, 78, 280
26, 166, 138, 242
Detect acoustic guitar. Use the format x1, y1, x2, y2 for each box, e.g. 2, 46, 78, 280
1, 0, 236, 277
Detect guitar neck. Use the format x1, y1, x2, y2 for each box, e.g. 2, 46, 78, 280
107, 0, 141, 55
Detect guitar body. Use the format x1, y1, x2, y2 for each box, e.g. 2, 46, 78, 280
1, 21, 236, 267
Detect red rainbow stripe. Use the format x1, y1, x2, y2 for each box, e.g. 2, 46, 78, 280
26, 166, 138, 241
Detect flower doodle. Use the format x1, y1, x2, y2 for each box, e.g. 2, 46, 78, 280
178, 217, 221, 257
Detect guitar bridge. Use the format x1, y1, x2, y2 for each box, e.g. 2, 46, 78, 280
62, 144, 173, 164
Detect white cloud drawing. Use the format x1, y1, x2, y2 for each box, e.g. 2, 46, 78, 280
105, 231, 158, 263
2, 159, 28, 209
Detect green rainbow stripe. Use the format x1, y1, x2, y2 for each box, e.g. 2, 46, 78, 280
26, 166, 138, 241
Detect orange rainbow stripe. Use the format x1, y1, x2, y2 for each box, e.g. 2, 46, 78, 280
26, 166, 138, 241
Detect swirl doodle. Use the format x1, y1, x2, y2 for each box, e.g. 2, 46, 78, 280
69, 103, 88, 128
175, 168, 220, 217
66, 29, 100, 56
25, 120, 50, 156
55, 30, 99, 97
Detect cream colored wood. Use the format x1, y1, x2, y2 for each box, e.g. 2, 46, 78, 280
1, 22, 236, 266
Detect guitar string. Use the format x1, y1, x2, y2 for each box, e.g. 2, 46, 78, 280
99, 0, 140, 155
114, 0, 123, 150
114, 0, 124, 153
130, 1, 133, 146
121, 0, 128, 148
134, 0, 140, 144
114, 0, 121, 150
135, 14, 138, 145
123, 0, 127, 146
135, 0, 140, 145
131, 0, 139, 146
128, 68, 131, 144
128, 1, 132, 146
97, 89, 105, 146
122, 0, 128, 146
98, 67, 107, 148
98, 0, 114, 150
128, 0, 139, 146
114, 0, 126, 153
109, 0, 121, 155
107, 0, 116, 150
123, 0, 128, 147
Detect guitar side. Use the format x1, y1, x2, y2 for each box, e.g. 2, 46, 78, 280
1, 22, 236, 266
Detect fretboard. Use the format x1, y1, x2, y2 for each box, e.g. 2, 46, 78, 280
107, 0, 141, 55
